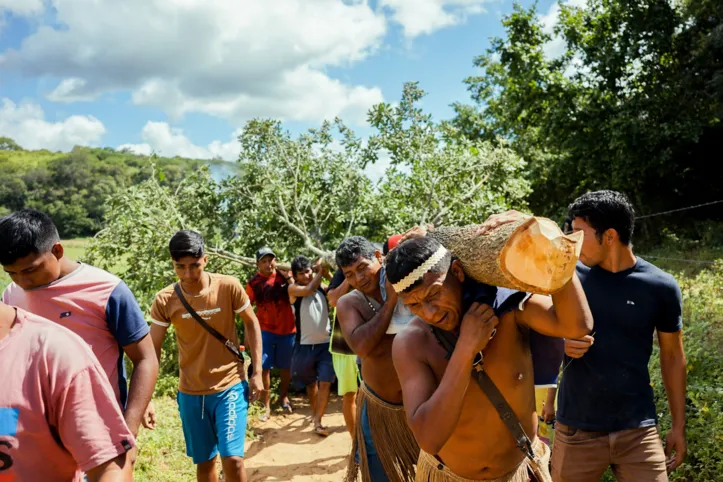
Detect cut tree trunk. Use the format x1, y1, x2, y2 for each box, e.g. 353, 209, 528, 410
428, 217, 583, 295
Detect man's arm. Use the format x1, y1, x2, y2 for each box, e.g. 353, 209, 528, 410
515, 273, 593, 339
327, 278, 349, 307
239, 305, 264, 401
149, 322, 168, 364
336, 285, 396, 358
659, 329, 687, 472
105, 282, 159, 437
542, 387, 557, 422
326, 268, 349, 307
393, 302, 499, 454
85, 453, 132, 482
121, 335, 159, 437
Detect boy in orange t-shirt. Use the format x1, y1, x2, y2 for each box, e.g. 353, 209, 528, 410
150, 230, 263, 482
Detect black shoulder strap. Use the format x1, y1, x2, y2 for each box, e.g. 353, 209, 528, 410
429, 325, 536, 461
294, 295, 304, 344
173, 283, 245, 361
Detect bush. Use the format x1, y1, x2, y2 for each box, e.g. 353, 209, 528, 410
650, 262, 723, 481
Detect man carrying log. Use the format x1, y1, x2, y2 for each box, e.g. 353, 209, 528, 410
385, 212, 593, 482
335, 236, 420, 482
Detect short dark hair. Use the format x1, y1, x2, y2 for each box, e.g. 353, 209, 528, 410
291, 255, 312, 277
568, 190, 635, 245
336, 236, 377, 269
385, 237, 452, 293
0, 209, 60, 265
169, 230, 204, 261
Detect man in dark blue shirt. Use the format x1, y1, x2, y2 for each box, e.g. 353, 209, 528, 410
551, 191, 687, 482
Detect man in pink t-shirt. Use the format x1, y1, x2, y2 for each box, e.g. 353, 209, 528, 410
0, 209, 158, 444
0, 302, 135, 481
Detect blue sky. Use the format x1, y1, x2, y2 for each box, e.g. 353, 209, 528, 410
0, 0, 562, 160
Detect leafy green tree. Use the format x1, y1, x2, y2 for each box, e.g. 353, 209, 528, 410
366, 82, 531, 232
454, 0, 723, 225
86, 85, 532, 317
0, 144, 239, 238
0, 137, 21, 151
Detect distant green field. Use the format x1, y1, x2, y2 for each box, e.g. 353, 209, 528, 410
0, 238, 90, 292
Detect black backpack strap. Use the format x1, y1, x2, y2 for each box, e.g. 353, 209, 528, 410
429, 325, 536, 461
173, 283, 245, 361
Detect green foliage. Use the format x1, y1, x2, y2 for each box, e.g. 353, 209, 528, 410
0, 142, 238, 238
454, 0, 723, 231
224, 118, 377, 262
366, 82, 531, 232
650, 261, 723, 481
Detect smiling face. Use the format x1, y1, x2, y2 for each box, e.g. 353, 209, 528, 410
397, 260, 465, 332
341, 251, 383, 295
2, 244, 63, 290
294, 267, 314, 286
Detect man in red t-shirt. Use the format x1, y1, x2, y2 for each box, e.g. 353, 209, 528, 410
245, 247, 296, 420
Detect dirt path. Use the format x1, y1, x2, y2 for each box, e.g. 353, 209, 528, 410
245, 394, 352, 481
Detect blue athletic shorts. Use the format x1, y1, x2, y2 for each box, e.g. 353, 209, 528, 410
177, 381, 249, 464
292, 342, 336, 385
261, 330, 295, 370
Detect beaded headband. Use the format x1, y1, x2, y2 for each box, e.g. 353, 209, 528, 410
391, 245, 449, 293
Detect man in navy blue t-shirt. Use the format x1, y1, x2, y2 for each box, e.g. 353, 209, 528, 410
551, 191, 687, 482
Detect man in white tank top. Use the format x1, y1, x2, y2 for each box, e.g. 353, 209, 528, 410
288, 256, 335, 436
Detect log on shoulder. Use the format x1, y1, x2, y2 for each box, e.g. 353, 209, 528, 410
428, 217, 583, 295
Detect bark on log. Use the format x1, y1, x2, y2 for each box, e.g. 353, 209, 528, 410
428, 217, 583, 295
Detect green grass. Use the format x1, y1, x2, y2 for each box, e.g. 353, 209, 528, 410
134, 396, 207, 481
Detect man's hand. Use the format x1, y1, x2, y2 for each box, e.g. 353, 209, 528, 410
476, 210, 530, 236
142, 400, 156, 430
564, 335, 594, 358
399, 224, 435, 244
458, 302, 499, 357
385, 277, 398, 307
249, 371, 264, 402
665, 428, 687, 472
541, 402, 556, 423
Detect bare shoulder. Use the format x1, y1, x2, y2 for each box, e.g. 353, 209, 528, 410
393, 319, 431, 360
337, 290, 361, 311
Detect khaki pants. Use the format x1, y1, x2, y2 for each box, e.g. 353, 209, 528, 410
551, 423, 668, 482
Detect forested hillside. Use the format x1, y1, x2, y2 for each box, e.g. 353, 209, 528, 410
0, 137, 239, 238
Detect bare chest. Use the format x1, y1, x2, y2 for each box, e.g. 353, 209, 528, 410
425, 316, 538, 477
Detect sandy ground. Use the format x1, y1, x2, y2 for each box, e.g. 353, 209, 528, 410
245, 394, 352, 481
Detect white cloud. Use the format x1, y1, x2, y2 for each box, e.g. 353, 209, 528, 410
380, 0, 489, 38
0, 98, 106, 151
0, 0, 387, 125
0, 0, 44, 16
47, 78, 98, 103
118, 122, 241, 161
539, 0, 586, 59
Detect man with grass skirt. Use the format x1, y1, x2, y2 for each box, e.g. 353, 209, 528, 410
385, 212, 593, 482
335, 236, 420, 482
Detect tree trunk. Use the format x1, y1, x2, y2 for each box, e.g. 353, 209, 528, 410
429, 217, 583, 295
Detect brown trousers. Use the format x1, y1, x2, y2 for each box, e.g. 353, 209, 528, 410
551, 423, 668, 482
